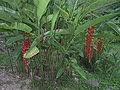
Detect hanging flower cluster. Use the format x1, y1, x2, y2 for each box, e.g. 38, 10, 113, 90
97, 38, 104, 54
21, 34, 31, 72
85, 26, 95, 62
22, 39, 30, 54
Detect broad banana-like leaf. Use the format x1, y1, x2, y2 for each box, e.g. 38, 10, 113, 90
0, 23, 32, 33
33, 0, 50, 21
13, 23, 32, 33
23, 46, 39, 59
0, 6, 20, 22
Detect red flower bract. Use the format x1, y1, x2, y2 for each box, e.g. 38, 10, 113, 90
21, 34, 31, 72
85, 26, 95, 62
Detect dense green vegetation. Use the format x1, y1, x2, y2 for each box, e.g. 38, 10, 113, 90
0, 0, 120, 89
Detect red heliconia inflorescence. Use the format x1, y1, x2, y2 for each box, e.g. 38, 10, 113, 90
97, 38, 104, 54
85, 26, 95, 62
21, 37, 30, 72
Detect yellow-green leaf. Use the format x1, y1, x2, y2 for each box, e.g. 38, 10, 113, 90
23, 46, 39, 59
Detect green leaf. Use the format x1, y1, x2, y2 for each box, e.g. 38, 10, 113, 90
72, 63, 86, 79
51, 11, 59, 32
71, 59, 86, 79
6, 35, 24, 45
36, 0, 50, 21
0, 6, 20, 22
0, 12, 14, 23
56, 67, 66, 79
13, 23, 32, 33
23, 46, 39, 59
2, 0, 21, 9
47, 14, 53, 22
75, 12, 120, 35
55, 29, 70, 35
107, 22, 120, 36
30, 36, 42, 49
0, 23, 11, 29
0, 35, 15, 38
44, 29, 70, 36
22, 19, 38, 30
51, 39, 66, 54
12, 44, 22, 60
22, 4, 35, 21
33, 0, 39, 6
75, 0, 120, 22
55, 4, 69, 19
0, 29, 12, 32
0, 23, 32, 33
79, 50, 84, 57
84, 0, 120, 14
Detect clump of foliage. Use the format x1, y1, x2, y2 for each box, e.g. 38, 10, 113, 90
0, 0, 120, 89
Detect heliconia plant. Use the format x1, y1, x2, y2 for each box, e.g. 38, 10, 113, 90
0, 0, 120, 89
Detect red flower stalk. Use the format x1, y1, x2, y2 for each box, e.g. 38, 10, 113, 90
21, 38, 30, 72
24, 58, 29, 71
85, 26, 95, 62
97, 38, 104, 54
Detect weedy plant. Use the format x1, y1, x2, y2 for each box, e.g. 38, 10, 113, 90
0, 0, 120, 89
